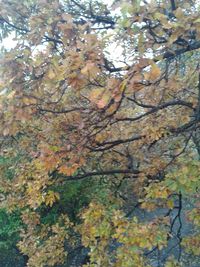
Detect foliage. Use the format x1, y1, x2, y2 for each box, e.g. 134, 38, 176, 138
0, 0, 200, 266
0, 209, 21, 250
79, 202, 168, 266
0, 206, 25, 266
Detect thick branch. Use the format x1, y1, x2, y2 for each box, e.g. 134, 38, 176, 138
161, 41, 200, 60
71, 0, 115, 27
0, 17, 29, 33
62, 169, 140, 180
88, 135, 143, 152
37, 107, 82, 114
104, 40, 200, 72
114, 100, 194, 123
88, 119, 196, 152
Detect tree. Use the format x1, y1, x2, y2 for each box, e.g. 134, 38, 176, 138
0, 0, 200, 266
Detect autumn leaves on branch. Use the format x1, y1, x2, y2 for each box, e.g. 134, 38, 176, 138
0, 0, 200, 266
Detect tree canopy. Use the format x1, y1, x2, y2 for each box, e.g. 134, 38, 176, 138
0, 0, 200, 266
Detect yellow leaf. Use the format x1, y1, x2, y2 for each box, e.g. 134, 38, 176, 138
22, 97, 37, 105
48, 69, 56, 79
167, 199, 174, 209
149, 64, 161, 80
168, 32, 178, 45
61, 13, 73, 22
7, 91, 15, 99
81, 62, 99, 78
45, 191, 60, 207
97, 94, 110, 109
174, 7, 184, 19
89, 88, 111, 109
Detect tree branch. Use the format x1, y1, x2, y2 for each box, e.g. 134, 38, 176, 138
0, 17, 29, 33
161, 41, 200, 60
60, 169, 140, 180
113, 99, 194, 123
170, 0, 176, 11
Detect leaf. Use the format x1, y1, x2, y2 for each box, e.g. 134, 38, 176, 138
81, 61, 100, 78
149, 64, 161, 80
174, 7, 184, 19
48, 69, 56, 79
58, 164, 79, 176
154, 12, 167, 24
89, 88, 111, 109
167, 199, 174, 209
22, 97, 37, 105
44, 191, 60, 207
7, 91, 15, 99
61, 13, 73, 22
168, 32, 179, 44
